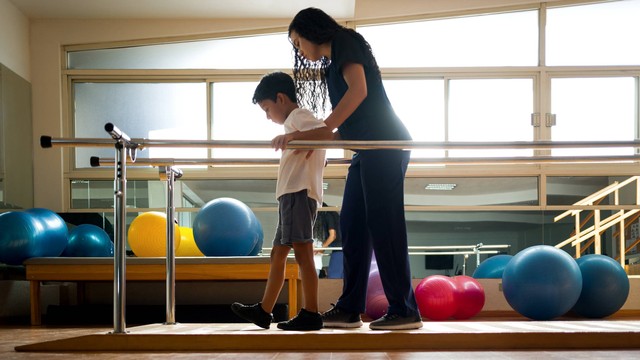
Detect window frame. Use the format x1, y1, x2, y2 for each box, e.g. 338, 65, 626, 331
60, 1, 640, 213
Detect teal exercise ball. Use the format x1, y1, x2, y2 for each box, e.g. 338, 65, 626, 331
62, 224, 114, 257
248, 218, 264, 256
193, 198, 260, 256
0, 210, 68, 265
571, 254, 629, 318
502, 245, 582, 320
473, 254, 513, 279
25, 208, 69, 256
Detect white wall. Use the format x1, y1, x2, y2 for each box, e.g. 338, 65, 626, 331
0, 0, 30, 81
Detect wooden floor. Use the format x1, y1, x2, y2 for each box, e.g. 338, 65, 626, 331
3, 318, 640, 359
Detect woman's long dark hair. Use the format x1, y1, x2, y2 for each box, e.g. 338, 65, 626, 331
288, 7, 379, 117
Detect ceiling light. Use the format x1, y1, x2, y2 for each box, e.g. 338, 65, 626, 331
425, 183, 457, 191
322, 182, 329, 190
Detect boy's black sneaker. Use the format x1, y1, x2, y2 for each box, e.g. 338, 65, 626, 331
369, 313, 423, 330
320, 304, 363, 328
277, 308, 323, 331
230, 302, 273, 329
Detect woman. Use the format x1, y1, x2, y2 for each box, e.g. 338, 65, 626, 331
274, 7, 422, 330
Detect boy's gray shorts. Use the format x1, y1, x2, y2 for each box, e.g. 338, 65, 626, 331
273, 189, 318, 247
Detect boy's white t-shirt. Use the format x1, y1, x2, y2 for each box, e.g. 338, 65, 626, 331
276, 108, 327, 204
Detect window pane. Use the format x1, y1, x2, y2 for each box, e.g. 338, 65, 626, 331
406, 177, 538, 206
546, 176, 636, 205
70, 179, 161, 209
448, 78, 534, 157
383, 79, 445, 158
550, 77, 635, 156
357, 10, 538, 67
74, 82, 208, 168
547, 0, 640, 66
211, 82, 343, 159
406, 210, 558, 278
212, 82, 282, 159
181, 179, 278, 207
68, 33, 292, 70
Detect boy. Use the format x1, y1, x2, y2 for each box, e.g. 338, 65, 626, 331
231, 72, 326, 331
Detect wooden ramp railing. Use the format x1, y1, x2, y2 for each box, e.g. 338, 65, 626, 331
554, 176, 640, 268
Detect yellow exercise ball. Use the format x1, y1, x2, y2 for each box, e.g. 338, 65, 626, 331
127, 212, 181, 257
176, 226, 204, 257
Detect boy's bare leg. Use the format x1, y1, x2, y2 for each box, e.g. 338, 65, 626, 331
292, 241, 319, 313
261, 244, 291, 312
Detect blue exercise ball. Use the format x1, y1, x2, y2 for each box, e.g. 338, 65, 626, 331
0, 210, 68, 265
192, 198, 259, 256
248, 217, 264, 256
571, 254, 629, 318
472, 254, 513, 279
502, 245, 582, 320
62, 224, 114, 257
25, 208, 69, 256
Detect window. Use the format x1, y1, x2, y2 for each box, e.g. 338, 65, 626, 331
63, 3, 640, 262
73, 82, 208, 168
547, 0, 640, 66
405, 177, 539, 206
448, 78, 534, 157
550, 77, 636, 156
211, 82, 282, 159
211, 82, 344, 159
357, 10, 538, 67
383, 79, 445, 158
68, 33, 293, 70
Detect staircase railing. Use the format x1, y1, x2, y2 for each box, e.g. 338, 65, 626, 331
554, 176, 640, 267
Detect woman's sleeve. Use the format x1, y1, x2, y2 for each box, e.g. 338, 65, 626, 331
332, 31, 368, 70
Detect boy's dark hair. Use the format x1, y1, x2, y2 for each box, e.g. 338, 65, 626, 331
252, 72, 297, 104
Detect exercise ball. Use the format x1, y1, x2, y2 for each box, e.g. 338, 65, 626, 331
502, 245, 582, 320
452, 275, 485, 320
128, 212, 181, 257
247, 217, 264, 256
0, 212, 42, 265
63, 224, 113, 257
365, 268, 388, 319
192, 198, 259, 256
176, 227, 204, 257
571, 254, 629, 318
415, 275, 458, 321
473, 254, 513, 279
367, 269, 384, 296
0, 210, 68, 265
366, 292, 389, 320
25, 208, 69, 257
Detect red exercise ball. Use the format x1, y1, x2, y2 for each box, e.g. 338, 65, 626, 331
452, 275, 485, 320
415, 275, 458, 321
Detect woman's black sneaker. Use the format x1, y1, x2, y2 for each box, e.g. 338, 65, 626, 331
320, 304, 363, 328
369, 313, 423, 330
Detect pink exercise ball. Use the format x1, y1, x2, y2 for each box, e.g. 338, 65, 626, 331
367, 269, 384, 297
366, 268, 388, 319
415, 275, 458, 321
366, 292, 389, 320
452, 275, 485, 320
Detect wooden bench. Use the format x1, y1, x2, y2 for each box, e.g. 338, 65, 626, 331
24, 256, 301, 325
